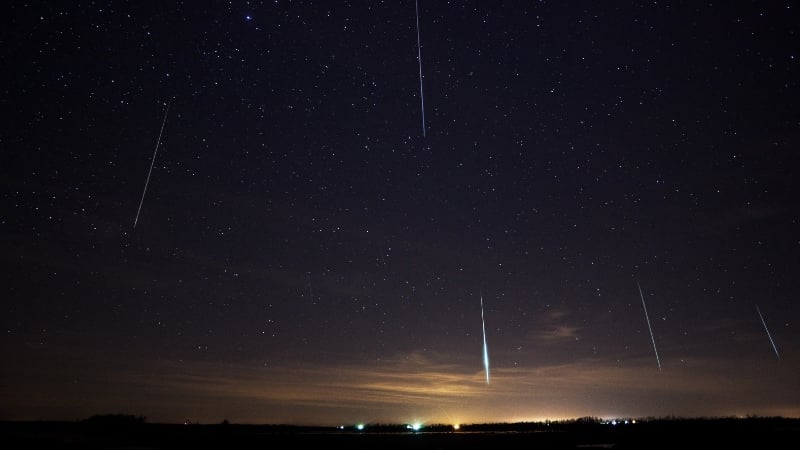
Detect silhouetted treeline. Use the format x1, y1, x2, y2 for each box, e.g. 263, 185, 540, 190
82, 413, 147, 426
2, 416, 799, 450
65, 414, 799, 431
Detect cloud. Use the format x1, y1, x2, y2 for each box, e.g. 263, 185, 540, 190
3, 343, 799, 425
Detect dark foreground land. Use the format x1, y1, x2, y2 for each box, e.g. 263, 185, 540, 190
3, 417, 799, 449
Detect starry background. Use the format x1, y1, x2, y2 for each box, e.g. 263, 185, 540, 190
1, 0, 799, 426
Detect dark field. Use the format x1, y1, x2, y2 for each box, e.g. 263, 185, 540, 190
3, 417, 799, 449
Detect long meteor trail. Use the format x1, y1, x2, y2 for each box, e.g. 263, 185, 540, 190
414, 0, 426, 137
756, 304, 780, 359
637, 282, 661, 371
480, 292, 490, 384
134, 101, 170, 228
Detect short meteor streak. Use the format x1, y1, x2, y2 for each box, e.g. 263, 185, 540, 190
414, 0, 426, 137
134, 101, 171, 228
480, 292, 490, 384
637, 282, 661, 371
756, 304, 780, 359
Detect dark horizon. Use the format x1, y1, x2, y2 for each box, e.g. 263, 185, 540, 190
9, 412, 800, 427
6, 412, 800, 430
5, 414, 800, 450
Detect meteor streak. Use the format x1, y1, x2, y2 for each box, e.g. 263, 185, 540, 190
637, 282, 661, 371
480, 292, 490, 384
133, 101, 170, 228
414, 0, 426, 137
756, 304, 780, 359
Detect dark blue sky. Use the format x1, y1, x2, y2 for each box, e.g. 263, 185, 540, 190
1, 1, 798, 425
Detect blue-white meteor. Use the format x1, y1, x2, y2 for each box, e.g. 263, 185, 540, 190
480, 292, 490, 384
756, 304, 780, 359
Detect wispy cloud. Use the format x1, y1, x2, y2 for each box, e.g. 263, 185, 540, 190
3, 344, 798, 425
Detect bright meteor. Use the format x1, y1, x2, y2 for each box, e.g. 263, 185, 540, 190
480, 292, 490, 384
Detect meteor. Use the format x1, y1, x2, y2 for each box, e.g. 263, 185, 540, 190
133, 101, 171, 228
637, 282, 661, 371
480, 292, 490, 384
414, 0, 426, 137
756, 304, 780, 359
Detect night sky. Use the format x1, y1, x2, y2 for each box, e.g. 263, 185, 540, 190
2, 1, 799, 426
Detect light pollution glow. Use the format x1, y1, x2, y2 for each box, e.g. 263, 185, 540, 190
2, 346, 798, 425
